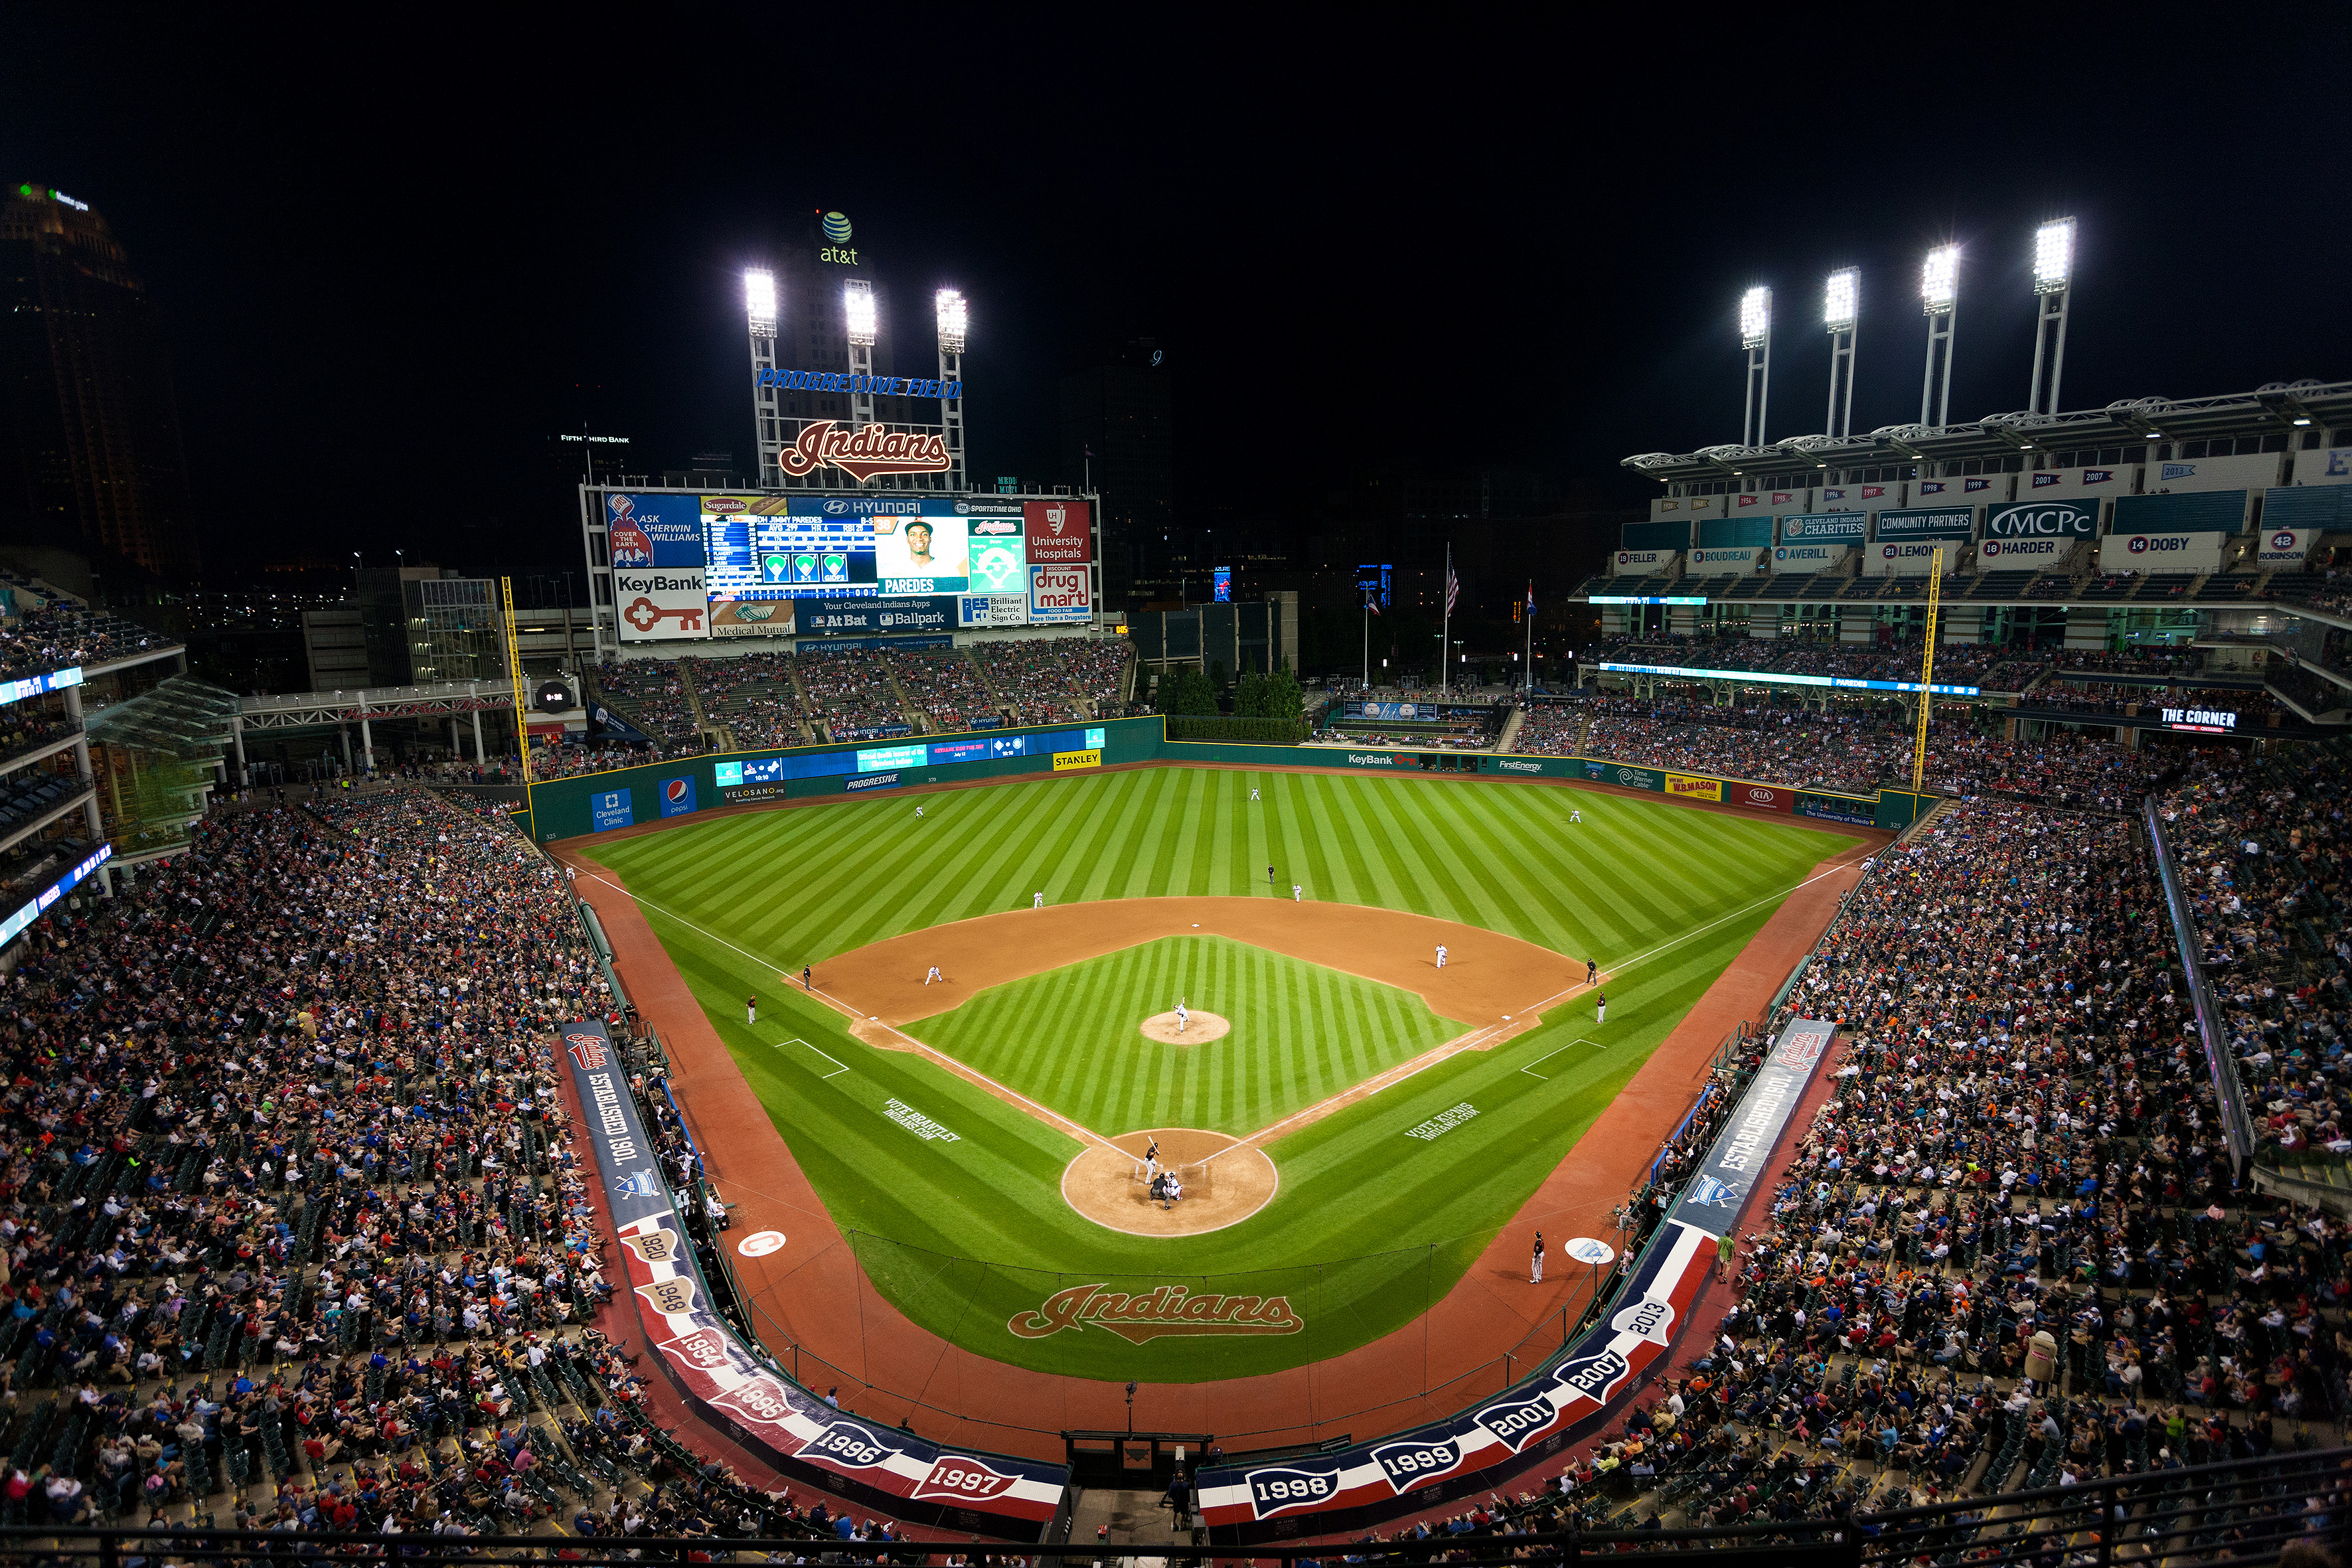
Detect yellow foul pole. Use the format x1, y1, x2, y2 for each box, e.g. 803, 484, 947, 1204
501, 576, 537, 840
1910, 546, 1943, 795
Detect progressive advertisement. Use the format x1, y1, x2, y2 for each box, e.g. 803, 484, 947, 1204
1030, 564, 1092, 624
1024, 499, 1092, 564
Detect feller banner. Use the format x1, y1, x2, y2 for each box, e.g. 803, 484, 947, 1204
1196, 1018, 1838, 1545
558, 1018, 1069, 1537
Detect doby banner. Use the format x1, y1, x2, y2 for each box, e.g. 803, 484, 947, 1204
559, 1018, 1069, 1537
1197, 1020, 1840, 1543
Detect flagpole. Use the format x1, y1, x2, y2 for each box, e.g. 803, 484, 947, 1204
1525, 580, 1534, 699
1441, 544, 1450, 696
1362, 596, 1370, 692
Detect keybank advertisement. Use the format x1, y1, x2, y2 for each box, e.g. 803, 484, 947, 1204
1196, 1020, 1837, 1543
558, 1018, 1069, 1538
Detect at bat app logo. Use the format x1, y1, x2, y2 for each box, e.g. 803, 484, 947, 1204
912, 1454, 1018, 1504
1371, 1436, 1461, 1494
1472, 1395, 1557, 1452
800, 1419, 902, 1472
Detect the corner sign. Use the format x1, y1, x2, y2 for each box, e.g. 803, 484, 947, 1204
777, 420, 952, 483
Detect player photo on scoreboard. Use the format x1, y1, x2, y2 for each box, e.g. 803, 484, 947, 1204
872, 513, 969, 593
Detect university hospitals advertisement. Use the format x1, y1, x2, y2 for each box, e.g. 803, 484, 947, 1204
614, 569, 712, 642
1196, 1018, 1839, 1543
1023, 499, 1091, 564
2098, 531, 2227, 573
1029, 563, 1092, 624
556, 1018, 1069, 1537
604, 493, 710, 568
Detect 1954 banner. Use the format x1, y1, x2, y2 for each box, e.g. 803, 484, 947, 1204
558, 1018, 1069, 1538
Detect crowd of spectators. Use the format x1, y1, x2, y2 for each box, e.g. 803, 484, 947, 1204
1585, 635, 2034, 688
0, 601, 173, 686
0, 704, 80, 769
591, 661, 699, 744
975, 639, 1130, 727
1512, 703, 1589, 757
884, 649, 996, 734
2027, 681, 2277, 726
689, 654, 805, 750
795, 647, 909, 740
2048, 647, 2209, 680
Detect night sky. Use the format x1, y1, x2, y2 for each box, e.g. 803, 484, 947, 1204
8, 12, 2351, 582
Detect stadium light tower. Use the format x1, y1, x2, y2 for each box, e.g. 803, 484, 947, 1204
1919, 244, 1959, 429
1739, 286, 1772, 447
744, 268, 781, 487
844, 278, 879, 433
2027, 218, 2075, 416
1823, 268, 1858, 439
935, 288, 968, 493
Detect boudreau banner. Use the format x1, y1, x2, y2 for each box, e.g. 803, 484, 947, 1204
1194, 1017, 1839, 1545
559, 1019, 1069, 1538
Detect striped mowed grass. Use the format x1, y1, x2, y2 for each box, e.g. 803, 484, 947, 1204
908, 935, 1467, 1137
587, 767, 1860, 1378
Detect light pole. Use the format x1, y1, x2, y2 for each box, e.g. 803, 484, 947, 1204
2027, 218, 2075, 416
744, 268, 779, 487
844, 279, 878, 436
1823, 268, 1857, 439
1920, 244, 1959, 428
1739, 287, 1772, 447
935, 289, 967, 493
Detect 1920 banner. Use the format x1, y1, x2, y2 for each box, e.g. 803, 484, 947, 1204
1196, 1020, 1840, 1544
558, 1018, 1069, 1537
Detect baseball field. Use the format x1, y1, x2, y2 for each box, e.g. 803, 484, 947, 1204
578, 765, 1860, 1382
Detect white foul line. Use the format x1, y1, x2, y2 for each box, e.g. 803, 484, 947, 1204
773, 1037, 848, 1080
1519, 1038, 1599, 1078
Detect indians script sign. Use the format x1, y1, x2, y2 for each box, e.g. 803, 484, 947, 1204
779, 420, 952, 483
1008, 1283, 1304, 1344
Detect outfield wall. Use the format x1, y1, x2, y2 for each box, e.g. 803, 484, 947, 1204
529, 715, 1933, 843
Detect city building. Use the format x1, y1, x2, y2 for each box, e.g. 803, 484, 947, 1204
0, 185, 198, 580
304, 566, 508, 690
1060, 339, 1174, 607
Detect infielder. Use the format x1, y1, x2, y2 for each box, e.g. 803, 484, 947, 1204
925, 965, 943, 985
1595, 992, 1607, 1024
1033, 892, 1044, 909
1435, 944, 1448, 970
1531, 1230, 1545, 1283
747, 995, 757, 1027
1175, 998, 1190, 1034
1292, 883, 1302, 903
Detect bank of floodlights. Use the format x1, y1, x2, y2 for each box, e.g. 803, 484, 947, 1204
1739, 286, 1771, 349
935, 288, 967, 352
1919, 244, 1959, 428
1824, 268, 1858, 439
844, 278, 878, 346
2033, 218, 2075, 295
744, 269, 777, 337
1824, 268, 1858, 333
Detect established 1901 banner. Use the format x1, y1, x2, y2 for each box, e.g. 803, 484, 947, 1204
559, 1018, 1069, 1538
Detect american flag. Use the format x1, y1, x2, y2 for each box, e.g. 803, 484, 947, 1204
1445, 566, 1459, 617
1362, 589, 1381, 616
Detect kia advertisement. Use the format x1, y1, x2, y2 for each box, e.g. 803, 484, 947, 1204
1024, 500, 1092, 564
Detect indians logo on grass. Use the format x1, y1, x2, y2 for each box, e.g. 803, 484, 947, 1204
1472, 1395, 1559, 1452
1006, 1283, 1304, 1344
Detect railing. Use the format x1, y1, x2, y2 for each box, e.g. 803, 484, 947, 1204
2143, 793, 2256, 1172
9, 1445, 2346, 1563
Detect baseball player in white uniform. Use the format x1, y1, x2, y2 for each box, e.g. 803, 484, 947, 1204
925, 965, 943, 985
1569, 808, 1582, 823
1249, 787, 1259, 801
1033, 892, 1044, 909
1293, 884, 1302, 903
1175, 999, 1189, 1034
1435, 945, 1448, 970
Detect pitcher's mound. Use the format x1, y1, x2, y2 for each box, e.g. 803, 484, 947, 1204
1061, 1129, 1277, 1236
1139, 1010, 1230, 1044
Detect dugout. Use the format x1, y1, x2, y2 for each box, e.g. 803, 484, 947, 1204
1063, 1430, 1215, 1489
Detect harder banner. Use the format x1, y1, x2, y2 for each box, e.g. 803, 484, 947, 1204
1197, 1018, 1837, 1544
558, 1019, 1071, 1539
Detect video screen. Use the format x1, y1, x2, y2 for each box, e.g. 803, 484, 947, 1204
872, 514, 969, 595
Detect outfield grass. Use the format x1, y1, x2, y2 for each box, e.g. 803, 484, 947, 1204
588, 767, 1856, 1381
909, 935, 1467, 1135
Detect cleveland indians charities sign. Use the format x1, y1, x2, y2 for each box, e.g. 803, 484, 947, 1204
1008, 1283, 1305, 1344
778, 420, 952, 483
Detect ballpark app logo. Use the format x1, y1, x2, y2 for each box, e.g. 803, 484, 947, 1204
1551, 1347, 1632, 1408
1371, 1436, 1462, 1494
1006, 1283, 1304, 1344
1472, 1395, 1559, 1453
913, 1454, 1020, 1504
564, 1032, 611, 1070
1243, 1465, 1340, 1520
1611, 1297, 1676, 1346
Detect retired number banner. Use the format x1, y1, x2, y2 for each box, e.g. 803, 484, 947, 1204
559, 1019, 1069, 1539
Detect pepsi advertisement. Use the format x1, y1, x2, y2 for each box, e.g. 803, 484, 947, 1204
604, 493, 709, 568
657, 777, 697, 818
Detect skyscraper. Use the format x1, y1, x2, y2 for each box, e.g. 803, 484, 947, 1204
0, 185, 198, 580
1061, 339, 1173, 607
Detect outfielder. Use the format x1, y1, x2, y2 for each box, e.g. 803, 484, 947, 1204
1292, 883, 1302, 903
915, 805, 925, 819
1250, 787, 1259, 801
1435, 944, 1448, 970
747, 995, 757, 1027
925, 965, 943, 985
1595, 992, 1607, 1024
1531, 1230, 1545, 1283
1569, 807, 1582, 823
1033, 892, 1044, 909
